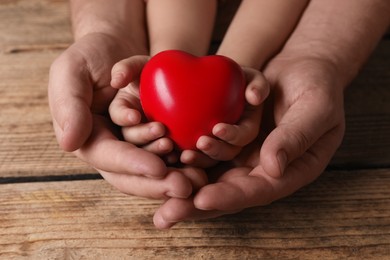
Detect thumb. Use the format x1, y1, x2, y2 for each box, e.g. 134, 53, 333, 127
260, 99, 332, 178
48, 55, 93, 152
111, 55, 150, 89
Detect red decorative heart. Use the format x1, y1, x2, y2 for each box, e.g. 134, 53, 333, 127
140, 50, 245, 150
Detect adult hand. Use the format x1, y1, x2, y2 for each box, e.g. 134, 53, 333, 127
48, 33, 206, 199
153, 56, 346, 229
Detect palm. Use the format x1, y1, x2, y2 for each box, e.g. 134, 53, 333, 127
49, 34, 203, 200
49, 33, 135, 150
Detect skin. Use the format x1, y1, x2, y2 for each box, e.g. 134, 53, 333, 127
109, 57, 268, 166
48, 0, 390, 229
48, 0, 207, 200
152, 0, 390, 229
110, 0, 308, 166
181, 0, 309, 165
153, 57, 347, 228
146, 0, 217, 56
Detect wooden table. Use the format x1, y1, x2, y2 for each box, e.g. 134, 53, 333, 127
1, 1, 389, 259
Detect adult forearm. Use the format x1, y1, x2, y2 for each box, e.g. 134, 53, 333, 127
279, 0, 390, 87
70, 0, 147, 52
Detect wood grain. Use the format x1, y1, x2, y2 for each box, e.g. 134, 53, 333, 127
0, 0, 72, 53
1, 169, 389, 259
0, 0, 389, 259
0, 0, 94, 177
0, 50, 96, 177
331, 41, 390, 168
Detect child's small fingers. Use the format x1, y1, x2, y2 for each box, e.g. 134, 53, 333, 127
196, 135, 241, 161
141, 137, 174, 156
213, 123, 247, 146
213, 123, 240, 144
111, 55, 150, 89
243, 68, 270, 106
111, 71, 126, 89
109, 95, 142, 126
180, 150, 218, 168
213, 106, 261, 147
122, 122, 166, 146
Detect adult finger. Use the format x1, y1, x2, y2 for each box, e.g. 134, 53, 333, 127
155, 125, 344, 227
260, 96, 341, 178
100, 167, 207, 201
153, 168, 252, 229
75, 115, 167, 179
153, 198, 238, 229
194, 124, 345, 212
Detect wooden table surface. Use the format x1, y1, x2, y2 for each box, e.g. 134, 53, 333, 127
1, 1, 389, 259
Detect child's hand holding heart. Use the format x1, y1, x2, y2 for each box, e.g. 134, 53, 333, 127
109, 51, 270, 167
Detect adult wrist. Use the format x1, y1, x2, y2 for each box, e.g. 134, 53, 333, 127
70, 0, 148, 55
74, 31, 148, 58
277, 40, 355, 89
275, 0, 390, 89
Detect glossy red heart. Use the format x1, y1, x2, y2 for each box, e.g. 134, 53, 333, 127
140, 50, 245, 150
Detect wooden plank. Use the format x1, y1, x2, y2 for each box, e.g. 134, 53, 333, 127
0, 0, 91, 178
0, 50, 96, 177
1, 169, 389, 259
0, 0, 72, 53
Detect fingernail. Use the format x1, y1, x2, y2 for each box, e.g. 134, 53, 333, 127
250, 86, 262, 104
214, 127, 227, 138
154, 213, 164, 227
197, 137, 211, 151
127, 111, 140, 124
277, 150, 287, 176
149, 124, 163, 138
154, 214, 175, 230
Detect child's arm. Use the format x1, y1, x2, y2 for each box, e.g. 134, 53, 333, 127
109, 0, 218, 163
146, 0, 217, 56
217, 0, 309, 68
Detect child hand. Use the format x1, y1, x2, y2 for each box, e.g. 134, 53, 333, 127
180, 67, 270, 167
109, 56, 177, 162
